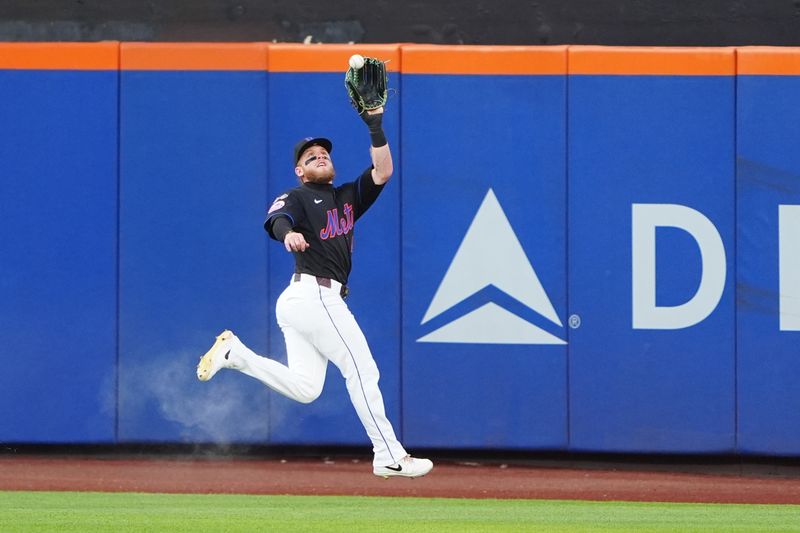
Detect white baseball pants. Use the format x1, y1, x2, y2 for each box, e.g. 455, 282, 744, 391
229, 273, 407, 467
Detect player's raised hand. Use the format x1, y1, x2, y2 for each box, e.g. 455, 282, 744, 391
284, 231, 310, 252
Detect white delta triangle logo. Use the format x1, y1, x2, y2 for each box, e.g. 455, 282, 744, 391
417, 189, 566, 345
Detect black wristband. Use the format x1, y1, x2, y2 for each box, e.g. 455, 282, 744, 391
361, 111, 387, 147
369, 127, 387, 148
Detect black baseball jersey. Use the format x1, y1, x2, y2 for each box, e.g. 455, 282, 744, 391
264, 167, 384, 285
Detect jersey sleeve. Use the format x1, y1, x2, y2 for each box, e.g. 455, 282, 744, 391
264, 190, 304, 241
353, 166, 386, 220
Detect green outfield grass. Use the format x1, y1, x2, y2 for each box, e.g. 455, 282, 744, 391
1, 491, 799, 532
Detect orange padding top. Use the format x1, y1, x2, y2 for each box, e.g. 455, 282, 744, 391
268, 44, 400, 72
570, 46, 735, 75
121, 43, 269, 70
402, 45, 567, 75
0, 42, 118, 70
3, 43, 800, 75
738, 46, 800, 75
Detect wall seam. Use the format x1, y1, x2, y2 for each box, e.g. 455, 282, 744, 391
265, 51, 273, 444
564, 46, 572, 451
397, 47, 405, 443
732, 48, 740, 454
114, 42, 122, 444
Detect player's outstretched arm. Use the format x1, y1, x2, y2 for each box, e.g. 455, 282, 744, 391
362, 107, 393, 185
370, 144, 393, 185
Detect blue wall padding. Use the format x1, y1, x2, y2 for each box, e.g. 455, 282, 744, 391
2, 49, 800, 456
736, 74, 800, 455
117, 71, 272, 442
567, 75, 736, 452
400, 73, 569, 449
0, 70, 118, 442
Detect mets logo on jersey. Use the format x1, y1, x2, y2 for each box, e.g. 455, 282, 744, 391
268, 193, 289, 214
320, 203, 354, 240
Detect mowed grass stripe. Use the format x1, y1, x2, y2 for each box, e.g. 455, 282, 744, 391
1, 491, 799, 532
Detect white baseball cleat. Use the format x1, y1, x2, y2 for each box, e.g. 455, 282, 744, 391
373, 455, 433, 479
196, 330, 237, 381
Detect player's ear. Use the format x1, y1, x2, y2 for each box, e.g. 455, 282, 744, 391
294, 166, 304, 178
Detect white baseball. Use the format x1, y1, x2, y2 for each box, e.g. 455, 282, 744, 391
349, 54, 365, 69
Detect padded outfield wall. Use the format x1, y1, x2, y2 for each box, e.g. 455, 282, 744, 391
0, 43, 798, 456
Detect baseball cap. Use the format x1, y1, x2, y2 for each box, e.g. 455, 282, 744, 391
294, 137, 333, 165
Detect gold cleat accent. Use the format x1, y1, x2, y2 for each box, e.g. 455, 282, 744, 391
196, 330, 234, 382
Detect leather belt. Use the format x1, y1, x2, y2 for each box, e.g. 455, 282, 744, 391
293, 273, 349, 299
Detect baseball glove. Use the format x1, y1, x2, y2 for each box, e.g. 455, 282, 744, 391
344, 57, 388, 114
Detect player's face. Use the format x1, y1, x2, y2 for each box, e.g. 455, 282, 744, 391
295, 145, 335, 184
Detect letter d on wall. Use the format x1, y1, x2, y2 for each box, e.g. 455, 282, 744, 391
632, 204, 726, 329
780, 205, 800, 331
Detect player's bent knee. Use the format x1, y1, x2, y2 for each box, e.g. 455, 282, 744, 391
295, 383, 323, 404
296, 393, 318, 404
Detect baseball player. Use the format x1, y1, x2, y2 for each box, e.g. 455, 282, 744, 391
196, 101, 433, 479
